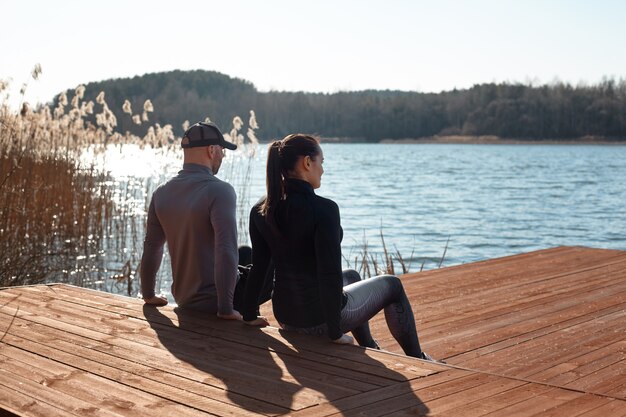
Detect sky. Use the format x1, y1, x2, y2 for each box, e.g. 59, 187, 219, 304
2, 0, 626, 107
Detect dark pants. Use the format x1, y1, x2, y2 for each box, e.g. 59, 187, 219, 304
233, 245, 273, 312
341, 270, 423, 357
281, 269, 424, 357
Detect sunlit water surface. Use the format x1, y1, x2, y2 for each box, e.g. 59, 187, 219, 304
97, 143, 626, 298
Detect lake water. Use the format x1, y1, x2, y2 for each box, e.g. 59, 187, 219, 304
311, 143, 625, 266
103, 142, 626, 292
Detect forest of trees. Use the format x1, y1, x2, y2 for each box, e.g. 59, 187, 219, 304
65, 70, 626, 142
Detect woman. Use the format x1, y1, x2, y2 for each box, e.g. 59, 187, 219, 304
242, 134, 435, 360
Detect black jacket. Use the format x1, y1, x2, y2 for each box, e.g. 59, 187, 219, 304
242, 178, 347, 339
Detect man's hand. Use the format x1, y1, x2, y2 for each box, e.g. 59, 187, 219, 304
144, 295, 168, 306
217, 310, 243, 321
332, 334, 355, 345
244, 316, 270, 327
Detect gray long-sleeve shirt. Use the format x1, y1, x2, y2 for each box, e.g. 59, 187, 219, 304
140, 163, 238, 315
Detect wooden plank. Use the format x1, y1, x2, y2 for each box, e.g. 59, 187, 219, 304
605, 382, 626, 399
403, 252, 624, 310
469, 387, 581, 417
577, 399, 626, 417
404, 252, 626, 317
530, 394, 622, 417
398, 287, 626, 363
0, 384, 77, 417
0, 312, 344, 413
401, 248, 625, 303
0, 345, 207, 417
0, 325, 287, 415
467, 311, 626, 387
510, 329, 624, 377
0, 306, 436, 400
414, 269, 626, 349
389, 375, 526, 416
0, 291, 443, 414
0, 298, 438, 394
0, 357, 135, 417
401, 247, 582, 286
47, 283, 445, 377
0, 286, 442, 382
564, 361, 626, 395
431, 383, 552, 417
0, 332, 271, 416
449, 303, 626, 366
290, 369, 473, 417
465, 308, 626, 370
325, 372, 507, 417
412, 259, 626, 332
532, 341, 626, 384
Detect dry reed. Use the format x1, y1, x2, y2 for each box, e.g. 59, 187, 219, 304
344, 227, 448, 278
1, 65, 259, 296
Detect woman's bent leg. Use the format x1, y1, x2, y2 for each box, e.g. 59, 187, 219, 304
342, 275, 423, 357
341, 270, 378, 348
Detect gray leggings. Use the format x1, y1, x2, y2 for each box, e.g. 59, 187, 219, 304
281, 269, 423, 357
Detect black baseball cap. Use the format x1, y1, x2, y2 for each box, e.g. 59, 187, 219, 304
181, 122, 237, 150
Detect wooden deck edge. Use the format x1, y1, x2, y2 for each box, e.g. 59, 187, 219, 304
398, 245, 626, 279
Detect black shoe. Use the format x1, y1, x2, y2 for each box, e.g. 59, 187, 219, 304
362, 339, 380, 349
420, 352, 446, 364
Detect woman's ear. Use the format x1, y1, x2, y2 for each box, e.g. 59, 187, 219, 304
296, 155, 309, 172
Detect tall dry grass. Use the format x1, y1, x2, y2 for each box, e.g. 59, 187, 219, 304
344, 227, 449, 278
1, 70, 117, 287
0, 65, 259, 294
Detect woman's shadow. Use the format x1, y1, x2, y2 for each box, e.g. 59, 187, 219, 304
143, 304, 429, 415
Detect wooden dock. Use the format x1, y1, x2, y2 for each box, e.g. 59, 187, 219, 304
1, 246, 625, 416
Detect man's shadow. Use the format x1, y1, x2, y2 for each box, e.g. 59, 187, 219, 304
143, 305, 429, 415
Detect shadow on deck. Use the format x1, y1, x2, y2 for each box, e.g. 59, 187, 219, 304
1, 246, 625, 416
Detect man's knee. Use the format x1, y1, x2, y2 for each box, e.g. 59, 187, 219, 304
238, 245, 252, 266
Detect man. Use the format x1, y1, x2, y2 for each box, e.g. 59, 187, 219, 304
140, 121, 241, 320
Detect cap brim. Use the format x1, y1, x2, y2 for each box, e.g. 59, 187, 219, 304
223, 141, 237, 150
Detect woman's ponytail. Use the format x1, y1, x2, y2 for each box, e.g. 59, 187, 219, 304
260, 141, 283, 221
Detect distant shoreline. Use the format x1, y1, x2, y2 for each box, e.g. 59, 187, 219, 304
320, 135, 626, 145
378, 135, 626, 145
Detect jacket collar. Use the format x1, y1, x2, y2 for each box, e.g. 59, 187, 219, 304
181, 163, 214, 176
284, 178, 315, 195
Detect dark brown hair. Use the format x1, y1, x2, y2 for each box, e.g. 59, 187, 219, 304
259, 134, 320, 226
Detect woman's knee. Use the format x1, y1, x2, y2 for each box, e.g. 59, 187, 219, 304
376, 274, 404, 293
342, 269, 362, 286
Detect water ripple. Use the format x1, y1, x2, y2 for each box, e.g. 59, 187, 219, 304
105, 143, 626, 275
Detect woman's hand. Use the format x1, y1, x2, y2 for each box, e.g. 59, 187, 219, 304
143, 295, 168, 306
332, 334, 355, 345
244, 316, 270, 327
